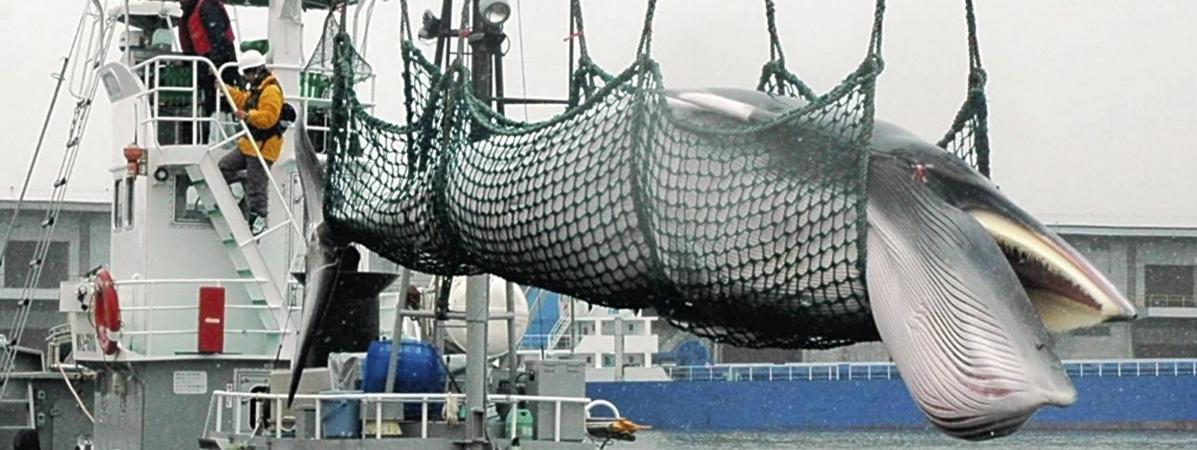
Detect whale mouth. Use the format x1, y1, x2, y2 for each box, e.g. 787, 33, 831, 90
968, 210, 1137, 333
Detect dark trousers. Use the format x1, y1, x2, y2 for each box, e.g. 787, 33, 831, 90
198, 59, 237, 143
218, 150, 273, 219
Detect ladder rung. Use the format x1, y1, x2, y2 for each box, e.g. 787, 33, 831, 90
53, 178, 67, 188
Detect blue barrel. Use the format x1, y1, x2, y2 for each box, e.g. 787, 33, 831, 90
319, 391, 361, 438
363, 339, 447, 416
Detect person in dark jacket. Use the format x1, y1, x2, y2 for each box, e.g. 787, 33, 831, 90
180, 0, 237, 143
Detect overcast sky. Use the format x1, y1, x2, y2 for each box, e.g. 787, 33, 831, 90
1, 0, 1195, 227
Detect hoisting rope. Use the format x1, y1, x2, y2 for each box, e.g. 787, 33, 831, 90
1, 0, 112, 400
937, 0, 990, 176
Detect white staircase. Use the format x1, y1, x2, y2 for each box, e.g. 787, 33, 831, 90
546, 299, 575, 351
183, 149, 290, 348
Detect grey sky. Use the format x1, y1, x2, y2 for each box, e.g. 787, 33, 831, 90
1, 0, 1194, 227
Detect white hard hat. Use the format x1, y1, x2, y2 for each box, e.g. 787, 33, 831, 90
238, 50, 267, 73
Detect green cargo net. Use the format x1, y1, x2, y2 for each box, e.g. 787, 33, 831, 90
323, 0, 885, 348
320, 0, 979, 349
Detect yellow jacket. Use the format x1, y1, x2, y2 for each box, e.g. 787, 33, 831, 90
226, 74, 284, 161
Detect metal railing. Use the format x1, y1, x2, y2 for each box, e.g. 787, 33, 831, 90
110, 278, 300, 356
263, 63, 378, 136
203, 390, 591, 442
662, 359, 1197, 382
131, 55, 306, 247
1147, 294, 1197, 308
545, 308, 573, 352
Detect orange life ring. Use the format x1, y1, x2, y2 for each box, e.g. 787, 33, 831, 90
93, 269, 121, 355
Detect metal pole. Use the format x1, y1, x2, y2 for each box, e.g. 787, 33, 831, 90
470, 6, 494, 109
567, 0, 575, 97
433, 277, 451, 358
384, 268, 413, 394
569, 296, 576, 355
614, 316, 624, 382
464, 275, 489, 447
433, 0, 453, 68
464, 2, 495, 443
493, 47, 505, 115
505, 281, 518, 392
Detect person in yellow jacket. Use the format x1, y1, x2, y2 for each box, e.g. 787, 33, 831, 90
219, 50, 283, 235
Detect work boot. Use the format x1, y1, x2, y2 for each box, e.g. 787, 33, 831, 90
250, 215, 268, 237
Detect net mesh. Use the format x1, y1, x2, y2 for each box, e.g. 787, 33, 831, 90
937, 0, 990, 176
319, 0, 986, 349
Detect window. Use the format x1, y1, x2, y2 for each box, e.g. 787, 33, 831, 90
174, 174, 208, 223
1145, 265, 1195, 307
112, 179, 122, 230
124, 176, 136, 229
4, 241, 70, 289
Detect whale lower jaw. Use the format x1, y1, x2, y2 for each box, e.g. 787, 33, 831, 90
865, 158, 1076, 441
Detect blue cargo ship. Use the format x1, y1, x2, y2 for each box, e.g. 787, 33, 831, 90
588, 360, 1197, 431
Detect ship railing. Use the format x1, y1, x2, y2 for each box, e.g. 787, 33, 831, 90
131, 56, 220, 147
518, 333, 558, 350
1063, 359, 1197, 378
131, 54, 306, 248
663, 363, 892, 382
263, 63, 378, 133
203, 390, 591, 442
1146, 294, 1197, 308
663, 359, 1197, 382
110, 278, 300, 356
212, 62, 378, 156
545, 308, 574, 351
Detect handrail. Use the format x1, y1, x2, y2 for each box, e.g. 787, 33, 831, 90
120, 305, 301, 312
661, 359, 1197, 382
1147, 294, 1196, 308
203, 390, 591, 442
109, 276, 300, 355
115, 278, 271, 286
546, 303, 572, 351
131, 55, 305, 248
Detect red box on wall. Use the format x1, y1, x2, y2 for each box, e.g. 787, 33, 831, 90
198, 287, 225, 354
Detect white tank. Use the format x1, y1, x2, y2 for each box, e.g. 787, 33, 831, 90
444, 276, 530, 358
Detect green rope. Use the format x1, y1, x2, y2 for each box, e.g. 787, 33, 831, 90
869, 0, 886, 57
764, 0, 785, 65
636, 0, 658, 58
399, 0, 412, 43
936, 0, 990, 176
570, 0, 591, 64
